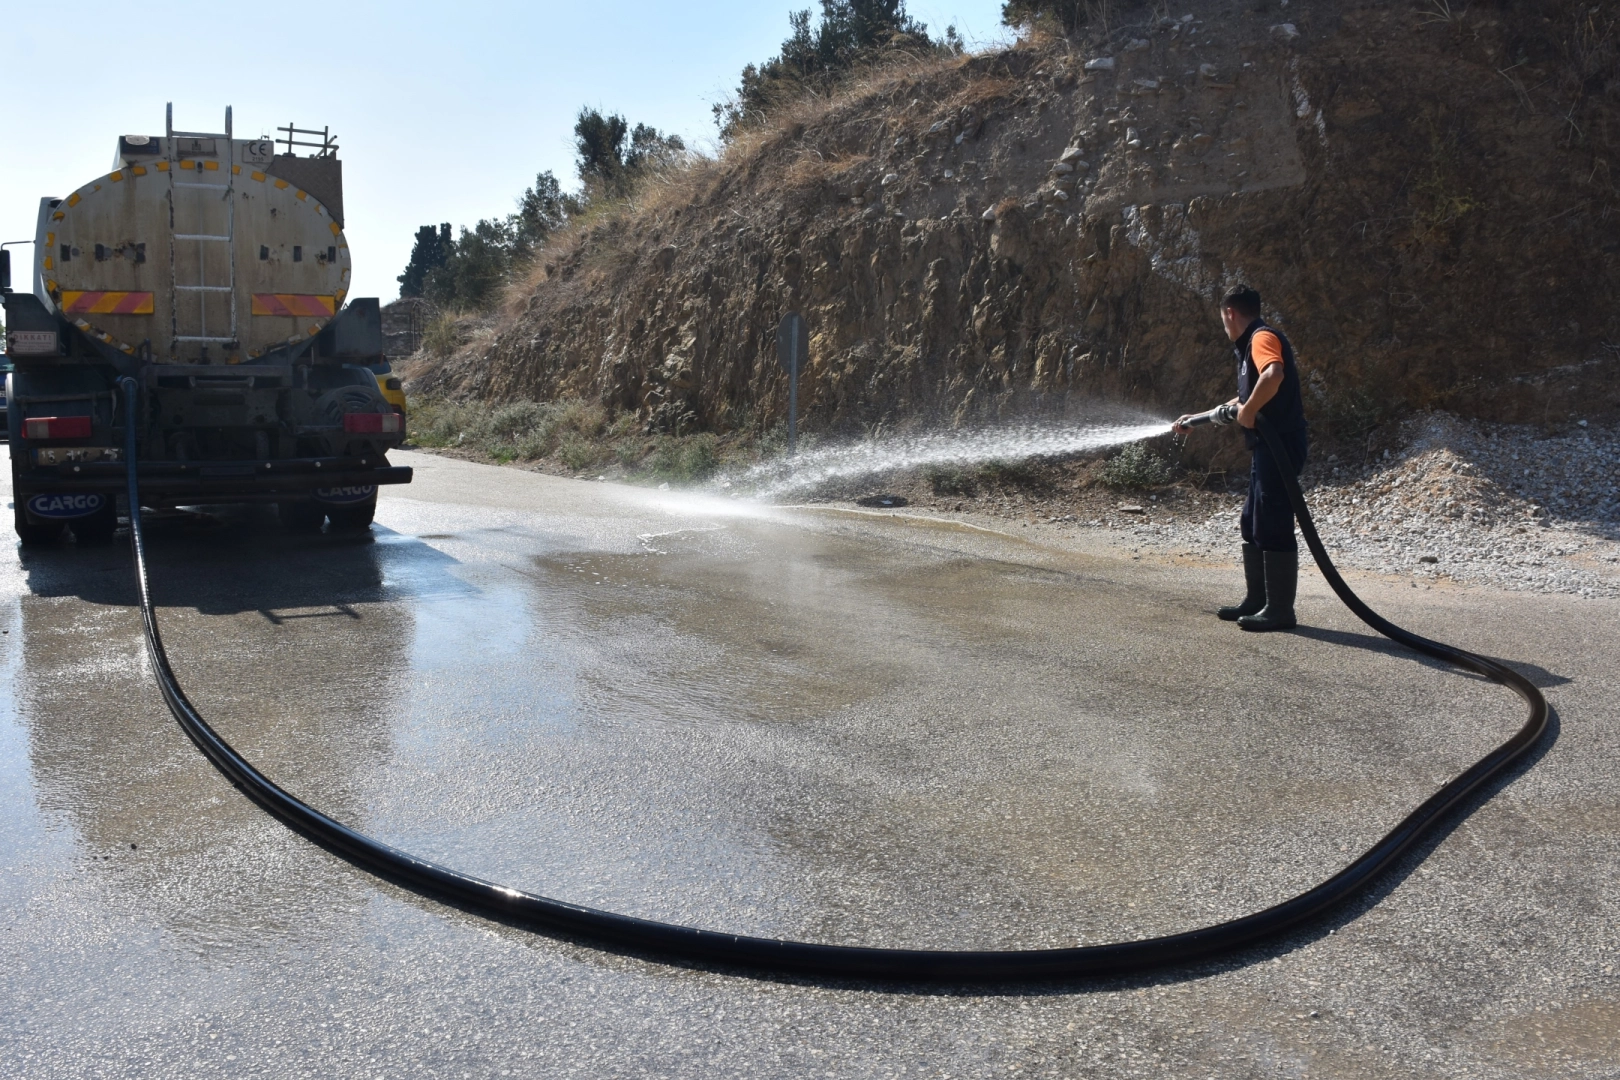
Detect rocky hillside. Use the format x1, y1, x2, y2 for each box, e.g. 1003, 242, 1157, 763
407, 0, 1620, 465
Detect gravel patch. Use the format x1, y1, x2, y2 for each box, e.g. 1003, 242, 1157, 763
832, 414, 1620, 599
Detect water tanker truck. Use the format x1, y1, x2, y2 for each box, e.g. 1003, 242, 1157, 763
0, 105, 410, 546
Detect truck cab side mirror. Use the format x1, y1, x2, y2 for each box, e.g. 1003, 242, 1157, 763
0, 249, 11, 293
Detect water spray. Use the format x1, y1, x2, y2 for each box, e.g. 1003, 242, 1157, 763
735, 419, 1171, 499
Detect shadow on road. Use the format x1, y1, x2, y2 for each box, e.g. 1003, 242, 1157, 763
1291, 624, 1571, 687
14, 505, 466, 615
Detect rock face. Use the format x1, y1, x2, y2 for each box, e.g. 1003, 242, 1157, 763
410, 0, 1620, 453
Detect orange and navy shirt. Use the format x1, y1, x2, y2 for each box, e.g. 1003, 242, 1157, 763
1251, 328, 1285, 372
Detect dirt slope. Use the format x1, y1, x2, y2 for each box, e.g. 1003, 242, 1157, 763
409, 0, 1620, 464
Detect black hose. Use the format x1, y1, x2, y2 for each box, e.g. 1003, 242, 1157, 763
116, 378, 1547, 981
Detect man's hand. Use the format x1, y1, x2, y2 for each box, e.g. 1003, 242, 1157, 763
1172, 414, 1195, 435
1238, 366, 1284, 428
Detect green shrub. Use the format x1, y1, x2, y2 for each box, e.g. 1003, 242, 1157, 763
515, 430, 555, 460
1099, 443, 1172, 489
978, 458, 1047, 488
925, 464, 978, 496
557, 400, 607, 439
558, 437, 604, 472
485, 401, 554, 440
648, 434, 720, 483
406, 398, 478, 447
614, 439, 648, 468
681, 435, 719, 480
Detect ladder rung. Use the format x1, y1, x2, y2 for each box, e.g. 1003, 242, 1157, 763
173, 234, 231, 241
174, 335, 236, 343
176, 285, 232, 292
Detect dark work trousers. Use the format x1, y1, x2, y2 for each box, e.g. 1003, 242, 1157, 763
1241, 428, 1308, 552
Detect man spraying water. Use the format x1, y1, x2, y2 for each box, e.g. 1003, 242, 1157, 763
1174, 285, 1310, 632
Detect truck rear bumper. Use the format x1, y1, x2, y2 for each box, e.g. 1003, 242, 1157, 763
15, 456, 412, 503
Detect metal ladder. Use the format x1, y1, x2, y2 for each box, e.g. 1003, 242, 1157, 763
165, 103, 238, 360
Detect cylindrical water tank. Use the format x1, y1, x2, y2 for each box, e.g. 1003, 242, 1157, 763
39, 134, 351, 363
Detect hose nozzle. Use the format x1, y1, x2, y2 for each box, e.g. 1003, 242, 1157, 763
1179, 403, 1239, 429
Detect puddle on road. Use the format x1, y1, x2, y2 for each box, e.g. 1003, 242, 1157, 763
0, 495, 1516, 953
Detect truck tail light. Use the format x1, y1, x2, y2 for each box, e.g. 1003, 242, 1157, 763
23, 416, 93, 440
343, 411, 401, 435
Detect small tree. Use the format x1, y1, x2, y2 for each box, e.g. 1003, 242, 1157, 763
425, 219, 513, 310
397, 223, 452, 298
574, 109, 685, 199
511, 170, 579, 261
406, 105, 685, 310
715, 1, 959, 137
1000, 0, 1091, 36
575, 108, 631, 193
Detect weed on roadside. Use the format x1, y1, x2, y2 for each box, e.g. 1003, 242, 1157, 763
647, 434, 721, 483
925, 463, 979, 496
1099, 443, 1172, 489
421, 313, 467, 358
409, 396, 753, 485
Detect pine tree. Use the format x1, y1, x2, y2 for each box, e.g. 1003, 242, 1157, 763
512, 171, 579, 261
397, 224, 452, 298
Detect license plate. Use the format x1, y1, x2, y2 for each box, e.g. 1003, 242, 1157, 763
35, 447, 122, 465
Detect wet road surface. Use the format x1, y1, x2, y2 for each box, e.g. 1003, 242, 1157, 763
2, 449, 1616, 1078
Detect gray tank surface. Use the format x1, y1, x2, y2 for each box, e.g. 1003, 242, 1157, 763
39, 111, 350, 363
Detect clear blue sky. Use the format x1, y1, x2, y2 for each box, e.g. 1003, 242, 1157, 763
3, 1, 1012, 305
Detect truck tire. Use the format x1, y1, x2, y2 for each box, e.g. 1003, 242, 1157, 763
325, 495, 377, 531
11, 458, 64, 547
14, 504, 64, 547
278, 500, 326, 532
71, 500, 119, 545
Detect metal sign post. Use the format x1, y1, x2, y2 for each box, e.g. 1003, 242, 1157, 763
776, 312, 807, 457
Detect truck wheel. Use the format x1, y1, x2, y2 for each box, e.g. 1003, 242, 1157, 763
278, 500, 327, 532
14, 504, 64, 547
12, 456, 65, 546
325, 496, 377, 531
72, 500, 119, 545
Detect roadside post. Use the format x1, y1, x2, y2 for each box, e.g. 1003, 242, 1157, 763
776, 312, 807, 457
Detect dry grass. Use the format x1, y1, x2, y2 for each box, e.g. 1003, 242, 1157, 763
478, 37, 1045, 356
1416, 0, 1467, 26
421, 311, 467, 358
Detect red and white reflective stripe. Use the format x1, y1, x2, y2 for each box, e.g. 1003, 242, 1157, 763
342, 411, 402, 434
23, 416, 93, 440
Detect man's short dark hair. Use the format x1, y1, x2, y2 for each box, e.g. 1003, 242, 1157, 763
1221, 285, 1262, 319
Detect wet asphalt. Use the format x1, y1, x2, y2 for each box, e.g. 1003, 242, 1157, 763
2, 449, 1616, 1079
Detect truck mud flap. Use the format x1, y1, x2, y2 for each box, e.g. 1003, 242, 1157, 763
23, 492, 110, 520
313, 484, 376, 506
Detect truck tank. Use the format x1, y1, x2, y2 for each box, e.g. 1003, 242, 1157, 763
1, 106, 411, 547
38, 109, 349, 363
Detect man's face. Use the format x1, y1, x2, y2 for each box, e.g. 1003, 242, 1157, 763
1220, 304, 1250, 342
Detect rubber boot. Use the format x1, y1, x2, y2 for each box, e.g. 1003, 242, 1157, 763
1239, 550, 1298, 632
1217, 543, 1266, 621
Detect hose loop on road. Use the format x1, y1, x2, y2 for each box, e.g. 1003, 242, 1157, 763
117, 378, 1548, 981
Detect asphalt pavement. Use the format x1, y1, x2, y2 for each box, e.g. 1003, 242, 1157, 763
1, 449, 1615, 1078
